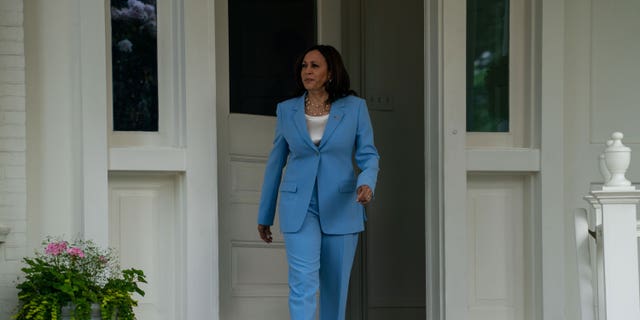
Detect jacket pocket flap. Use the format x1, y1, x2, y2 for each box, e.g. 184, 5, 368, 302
280, 182, 297, 192
339, 180, 356, 193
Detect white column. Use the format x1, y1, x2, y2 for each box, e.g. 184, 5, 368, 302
79, 0, 109, 248
587, 190, 640, 320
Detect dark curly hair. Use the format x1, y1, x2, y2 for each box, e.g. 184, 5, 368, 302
294, 45, 357, 103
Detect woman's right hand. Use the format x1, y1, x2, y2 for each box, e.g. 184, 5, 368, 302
258, 224, 273, 243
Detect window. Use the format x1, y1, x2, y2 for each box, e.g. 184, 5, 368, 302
111, 0, 159, 131
467, 0, 509, 132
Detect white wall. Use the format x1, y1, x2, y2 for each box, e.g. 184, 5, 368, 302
24, 0, 84, 244
0, 0, 26, 317
1, 0, 85, 315
563, 0, 640, 319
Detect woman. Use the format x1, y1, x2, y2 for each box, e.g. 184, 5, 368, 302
257, 45, 379, 320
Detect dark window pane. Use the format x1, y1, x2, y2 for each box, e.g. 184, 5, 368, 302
111, 0, 159, 131
229, 0, 316, 116
467, 0, 509, 132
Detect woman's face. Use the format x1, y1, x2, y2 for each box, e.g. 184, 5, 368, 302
301, 50, 331, 92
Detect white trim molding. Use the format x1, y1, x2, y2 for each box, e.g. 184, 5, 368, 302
109, 147, 187, 171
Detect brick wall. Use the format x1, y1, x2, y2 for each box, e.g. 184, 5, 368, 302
0, 0, 26, 316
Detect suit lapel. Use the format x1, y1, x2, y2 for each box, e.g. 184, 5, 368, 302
318, 100, 345, 149
292, 95, 319, 151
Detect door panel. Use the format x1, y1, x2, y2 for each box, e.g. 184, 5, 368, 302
467, 175, 526, 320
230, 241, 289, 297
108, 174, 183, 320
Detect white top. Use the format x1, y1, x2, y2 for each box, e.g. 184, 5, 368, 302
305, 114, 329, 145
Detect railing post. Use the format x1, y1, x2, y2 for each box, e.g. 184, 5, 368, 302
585, 132, 640, 320
587, 191, 640, 320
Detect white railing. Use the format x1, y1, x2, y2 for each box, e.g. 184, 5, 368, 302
580, 132, 640, 320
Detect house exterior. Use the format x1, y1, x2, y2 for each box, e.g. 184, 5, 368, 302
0, 0, 639, 319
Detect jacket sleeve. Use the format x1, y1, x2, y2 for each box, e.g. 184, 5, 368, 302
354, 99, 380, 194
257, 104, 290, 226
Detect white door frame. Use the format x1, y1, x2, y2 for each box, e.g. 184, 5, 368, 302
424, 0, 443, 319
438, 0, 468, 318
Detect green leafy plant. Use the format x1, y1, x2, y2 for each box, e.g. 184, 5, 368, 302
13, 237, 146, 320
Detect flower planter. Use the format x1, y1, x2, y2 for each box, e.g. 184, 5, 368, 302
61, 303, 101, 320
60, 303, 118, 320
14, 237, 145, 320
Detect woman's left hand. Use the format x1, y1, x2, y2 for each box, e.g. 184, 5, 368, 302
357, 185, 373, 205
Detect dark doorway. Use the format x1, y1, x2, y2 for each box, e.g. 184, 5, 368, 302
228, 0, 316, 116
344, 0, 426, 319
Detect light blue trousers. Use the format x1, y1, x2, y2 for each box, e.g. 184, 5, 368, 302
283, 184, 359, 320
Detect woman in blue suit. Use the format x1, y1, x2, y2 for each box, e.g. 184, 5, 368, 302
257, 45, 379, 320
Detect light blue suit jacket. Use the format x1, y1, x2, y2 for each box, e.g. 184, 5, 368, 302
257, 94, 380, 234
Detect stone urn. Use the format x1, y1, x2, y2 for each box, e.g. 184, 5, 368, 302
603, 132, 632, 188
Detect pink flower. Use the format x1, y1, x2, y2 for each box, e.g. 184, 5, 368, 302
67, 247, 85, 258
45, 241, 68, 256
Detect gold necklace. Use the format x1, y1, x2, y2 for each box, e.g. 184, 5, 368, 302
305, 96, 331, 116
